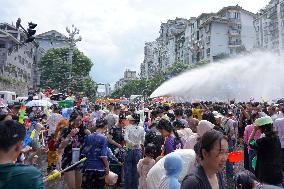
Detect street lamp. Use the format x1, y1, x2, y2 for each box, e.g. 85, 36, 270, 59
65, 25, 82, 90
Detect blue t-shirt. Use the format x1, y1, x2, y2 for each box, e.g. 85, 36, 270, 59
82, 132, 108, 171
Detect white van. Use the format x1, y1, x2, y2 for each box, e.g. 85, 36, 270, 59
0, 91, 17, 104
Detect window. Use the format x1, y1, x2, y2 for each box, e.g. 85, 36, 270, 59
0, 43, 5, 48
206, 48, 210, 57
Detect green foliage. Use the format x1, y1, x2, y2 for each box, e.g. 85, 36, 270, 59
236, 45, 247, 54
164, 61, 190, 77
40, 48, 97, 100
111, 61, 191, 98
213, 53, 230, 62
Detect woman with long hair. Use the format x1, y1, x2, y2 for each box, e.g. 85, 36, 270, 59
157, 119, 183, 156
58, 111, 90, 189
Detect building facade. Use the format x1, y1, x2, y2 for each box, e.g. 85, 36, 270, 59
254, 0, 284, 55
35, 30, 69, 51
190, 6, 255, 63
0, 23, 44, 95
140, 5, 256, 79
115, 69, 137, 90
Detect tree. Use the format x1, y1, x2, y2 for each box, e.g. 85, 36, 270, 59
164, 61, 190, 78
40, 48, 97, 100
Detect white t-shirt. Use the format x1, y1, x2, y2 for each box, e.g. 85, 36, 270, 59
46, 113, 63, 136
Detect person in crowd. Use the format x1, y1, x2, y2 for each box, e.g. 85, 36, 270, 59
181, 130, 228, 189
157, 119, 183, 156
274, 107, 284, 172
0, 120, 44, 189
105, 105, 121, 131
137, 143, 156, 189
158, 153, 183, 189
185, 109, 199, 133
234, 170, 282, 189
243, 113, 261, 173
124, 114, 145, 189
46, 106, 64, 136
58, 111, 90, 189
174, 108, 188, 128
194, 120, 215, 163
173, 120, 197, 149
81, 118, 109, 189
249, 116, 283, 187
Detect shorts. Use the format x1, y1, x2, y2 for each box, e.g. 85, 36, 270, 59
82, 170, 105, 189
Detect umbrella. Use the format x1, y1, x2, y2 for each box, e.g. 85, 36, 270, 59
0, 98, 8, 108
25, 100, 53, 107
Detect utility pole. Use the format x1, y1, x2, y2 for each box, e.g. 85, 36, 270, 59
65, 25, 82, 91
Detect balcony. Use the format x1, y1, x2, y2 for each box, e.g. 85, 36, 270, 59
228, 29, 241, 36
228, 41, 241, 47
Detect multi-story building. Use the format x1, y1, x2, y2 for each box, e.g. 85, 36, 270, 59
254, 0, 284, 55
190, 6, 256, 63
140, 41, 159, 80
140, 5, 256, 79
115, 69, 137, 90
0, 23, 44, 95
35, 30, 69, 51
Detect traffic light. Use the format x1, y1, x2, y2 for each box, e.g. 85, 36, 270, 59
25, 22, 37, 43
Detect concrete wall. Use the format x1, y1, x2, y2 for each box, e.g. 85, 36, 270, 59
241, 12, 256, 50
37, 39, 69, 52
210, 22, 230, 57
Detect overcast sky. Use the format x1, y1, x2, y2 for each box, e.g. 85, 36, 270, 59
1, 0, 269, 86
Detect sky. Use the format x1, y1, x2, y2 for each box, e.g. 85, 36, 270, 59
0, 0, 269, 86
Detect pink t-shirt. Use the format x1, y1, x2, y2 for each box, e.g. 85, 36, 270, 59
244, 124, 261, 151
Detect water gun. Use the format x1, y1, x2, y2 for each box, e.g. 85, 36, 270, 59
44, 106, 50, 117
22, 129, 36, 148
44, 157, 87, 182
18, 106, 26, 124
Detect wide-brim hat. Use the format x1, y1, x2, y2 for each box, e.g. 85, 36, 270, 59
254, 116, 273, 127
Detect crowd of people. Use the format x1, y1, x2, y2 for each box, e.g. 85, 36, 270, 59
0, 96, 284, 189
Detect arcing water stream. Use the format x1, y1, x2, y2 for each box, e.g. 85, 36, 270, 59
150, 51, 284, 102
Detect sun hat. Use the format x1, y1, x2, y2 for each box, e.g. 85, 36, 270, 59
254, 116, 273, 127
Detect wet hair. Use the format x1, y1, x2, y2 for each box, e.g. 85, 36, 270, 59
157, 119, 172, 132
0, 120, 26, 152
234, 170, 257, 189
202, 112, 216, 125
200, 130, 227, 160
157, 119, 182, 147
144, 143, 156, 158
0, 114, 8, 121
94, 105, 100, 111
163, 105, 170, 112
185, 109, 192, 117
173, 120, 185, 128
174, 109, 184, 117
96, 118, 108, 129
166, 113, 175, 122
259, 123, 273, 134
